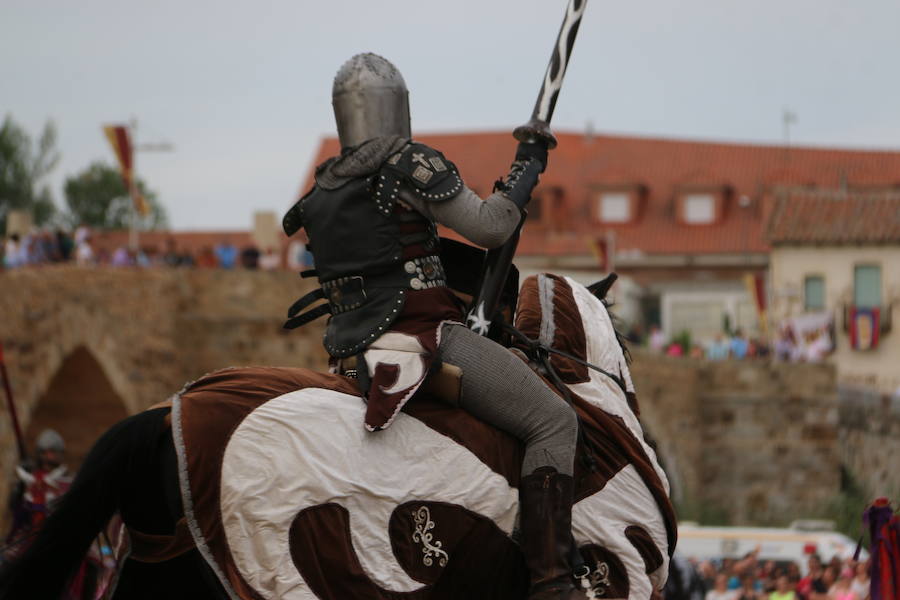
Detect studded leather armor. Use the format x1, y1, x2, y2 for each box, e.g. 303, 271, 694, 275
283, 142, 460, 358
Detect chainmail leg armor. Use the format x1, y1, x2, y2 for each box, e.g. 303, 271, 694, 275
439, 323, 578, 476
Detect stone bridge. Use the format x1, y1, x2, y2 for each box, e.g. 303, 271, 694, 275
1, 268, 897, 527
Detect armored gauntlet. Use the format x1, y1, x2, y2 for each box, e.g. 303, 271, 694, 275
497, 141, 549, 210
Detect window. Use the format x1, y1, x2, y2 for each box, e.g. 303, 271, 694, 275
804, 275, 825, 311
854, 265, 882, 308
682, 193, 716, 224
598, 192, 631, 222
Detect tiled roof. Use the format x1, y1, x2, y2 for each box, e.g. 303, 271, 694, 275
301, 132, 900, 257
767, 190, 900, 245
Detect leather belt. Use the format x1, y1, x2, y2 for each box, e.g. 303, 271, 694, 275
283, 255, 450, 330
322, 256, 447, 314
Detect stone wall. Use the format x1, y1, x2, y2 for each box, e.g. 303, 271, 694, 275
839, 385, 900, 500
0, 267, 327, 514
633, 350, 843, 526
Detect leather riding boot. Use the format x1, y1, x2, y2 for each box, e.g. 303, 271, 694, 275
519, 466, 587, 600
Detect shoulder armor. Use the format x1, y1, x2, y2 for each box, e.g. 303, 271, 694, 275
283, 185, 316, 236
381, 142, 463, 202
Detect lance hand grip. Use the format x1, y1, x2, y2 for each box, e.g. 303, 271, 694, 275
513, 118, 558, 150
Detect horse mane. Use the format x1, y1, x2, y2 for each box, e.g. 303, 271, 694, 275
587, 271, 631, 366
600, 297, 632, 365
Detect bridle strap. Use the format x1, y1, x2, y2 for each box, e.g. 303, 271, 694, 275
500, 322, 627, 394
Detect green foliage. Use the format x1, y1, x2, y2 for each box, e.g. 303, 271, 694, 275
672, 329, 693, 352
0, 114, 59, 231
815, 467, 881, 543
722, 313, 733, 336
63, 161, 167, 230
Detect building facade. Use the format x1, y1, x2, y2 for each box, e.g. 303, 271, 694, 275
768, 190, 900, 392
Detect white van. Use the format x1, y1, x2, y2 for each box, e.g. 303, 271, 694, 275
676, 521, 865, 572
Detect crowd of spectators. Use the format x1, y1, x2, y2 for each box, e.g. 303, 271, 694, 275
1, 227, 314, 272
685, 552, 871, 600
640, 325, 771, 361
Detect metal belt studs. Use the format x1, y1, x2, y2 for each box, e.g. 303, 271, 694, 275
404, 255, 446, 290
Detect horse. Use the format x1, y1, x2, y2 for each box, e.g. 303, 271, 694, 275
0, 272, 676, 600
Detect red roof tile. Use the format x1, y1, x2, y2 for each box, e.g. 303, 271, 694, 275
301, 132, 900, 257
767, 190, 900, 245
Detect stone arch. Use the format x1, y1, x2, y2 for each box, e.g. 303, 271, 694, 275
24, 345, 130, 470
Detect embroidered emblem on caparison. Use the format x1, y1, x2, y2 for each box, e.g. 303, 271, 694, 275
429, 156, 447, 172
411, 506, 448, 567
580, 561, 612, 598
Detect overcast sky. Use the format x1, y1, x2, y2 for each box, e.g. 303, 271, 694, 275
3, 0, 900, 230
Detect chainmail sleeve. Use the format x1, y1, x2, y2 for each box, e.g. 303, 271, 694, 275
399, 185, 521, 249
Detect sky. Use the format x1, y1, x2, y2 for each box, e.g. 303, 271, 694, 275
3, 0, 900, 230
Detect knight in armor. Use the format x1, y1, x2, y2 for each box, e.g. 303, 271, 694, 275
283, 53, 586, 600
6, 430, 73, 553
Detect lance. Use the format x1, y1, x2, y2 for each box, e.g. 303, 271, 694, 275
0, 342, 27, 460
467, 0, 588, 336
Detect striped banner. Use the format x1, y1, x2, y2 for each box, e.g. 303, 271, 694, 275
103, 125, 149, 216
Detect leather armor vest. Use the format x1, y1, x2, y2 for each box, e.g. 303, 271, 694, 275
286, 142, 461, 358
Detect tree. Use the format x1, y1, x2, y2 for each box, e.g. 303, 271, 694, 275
0, 115, 59, 232
63, 161, 167, 230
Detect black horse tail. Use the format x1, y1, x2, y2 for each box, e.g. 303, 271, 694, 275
0, 407, 170, 600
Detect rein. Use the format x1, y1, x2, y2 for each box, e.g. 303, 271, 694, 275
498, 319, 629, 477
500, 322, 628, 394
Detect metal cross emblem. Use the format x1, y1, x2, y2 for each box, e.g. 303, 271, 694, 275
412, 152, 431, 168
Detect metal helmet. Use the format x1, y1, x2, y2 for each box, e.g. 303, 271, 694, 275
332, 53, 411, 149
35, 429, 65, 453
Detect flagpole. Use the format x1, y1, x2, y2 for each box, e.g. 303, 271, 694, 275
129, 118, 139, 251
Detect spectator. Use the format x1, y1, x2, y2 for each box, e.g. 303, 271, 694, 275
751, 338, 770, 359
769, 575, 796, 600
74, 223, 91, 247
240, 245, 260, 269
3, 234, 23, 268
135, 247, 153, 268
110, 246, 132, 267
730, 329, 749, 359
810, 567, 837, 600
797, 556, 823, 600
707, 573, 736, 600
55, 229, 74, 261
735, 575, 761, 600
196, 246, 217, 269
707, 333, 730, 360
649, 325, 667, 353
215, 241, 238, 269
774, 326, 796, 361
849, 561, 869, 600
828, 569, 858, 600
286, 235, 313, 271
258, 247, 280, 271
666, 342, 684, 357
162, 238, 182, 267
75, 232, 95, 266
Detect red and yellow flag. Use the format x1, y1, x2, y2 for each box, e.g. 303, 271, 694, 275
103, 125, 149, 216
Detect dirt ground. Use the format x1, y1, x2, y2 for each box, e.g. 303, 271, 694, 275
24, 346, 130, 471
